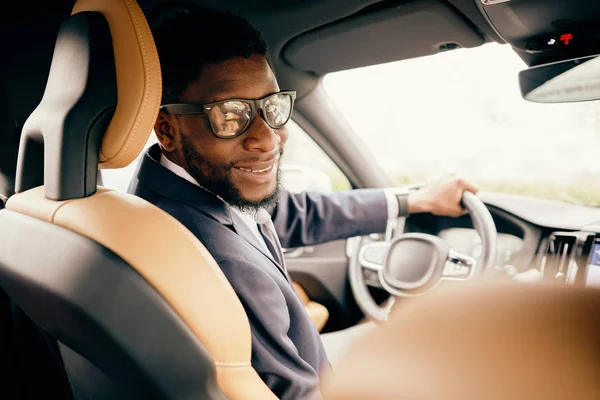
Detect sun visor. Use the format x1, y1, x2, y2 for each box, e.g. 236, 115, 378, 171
283, 0, 485, 75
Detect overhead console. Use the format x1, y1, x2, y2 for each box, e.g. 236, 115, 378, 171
476, 0, 600, 65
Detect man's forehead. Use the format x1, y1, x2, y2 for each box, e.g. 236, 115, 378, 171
206, 77, 278, 101
181, 55, 279, 103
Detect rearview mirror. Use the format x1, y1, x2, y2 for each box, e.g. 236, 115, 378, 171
519, 54, 600, 103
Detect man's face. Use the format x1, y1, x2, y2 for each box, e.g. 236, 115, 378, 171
160, 55, 288, 211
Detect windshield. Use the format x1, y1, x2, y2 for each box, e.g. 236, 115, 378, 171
323, 43, 600, 206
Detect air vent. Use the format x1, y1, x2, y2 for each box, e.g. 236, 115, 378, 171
542, 233, 577, 283
542, 232, 596, 284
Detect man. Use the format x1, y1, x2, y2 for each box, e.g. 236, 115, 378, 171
129, 7, 476, 399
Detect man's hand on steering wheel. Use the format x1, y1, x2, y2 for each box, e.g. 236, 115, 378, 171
408, 177, 479, 217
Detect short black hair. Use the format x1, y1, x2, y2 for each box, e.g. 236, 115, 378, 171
152, 7, 273, 104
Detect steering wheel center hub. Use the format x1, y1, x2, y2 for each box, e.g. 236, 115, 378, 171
381, 234, 449, 293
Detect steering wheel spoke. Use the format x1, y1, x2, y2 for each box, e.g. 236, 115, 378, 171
358, 242, 390, 271
442, 249, 477, 281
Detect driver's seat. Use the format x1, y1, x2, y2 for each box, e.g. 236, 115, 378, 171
0, 0, 276, 398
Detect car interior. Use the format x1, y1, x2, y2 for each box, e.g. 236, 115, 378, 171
2, 0, 600, 399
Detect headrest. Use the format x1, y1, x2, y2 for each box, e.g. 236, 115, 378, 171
15, 0, 160, 201
73, 0, 161, 170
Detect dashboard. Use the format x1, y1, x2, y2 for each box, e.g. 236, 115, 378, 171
437, 226, 600, 288
403, 192, 600, 284
438, 227, 523, 268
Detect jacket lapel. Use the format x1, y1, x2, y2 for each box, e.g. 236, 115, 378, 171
228, 211, 284, 273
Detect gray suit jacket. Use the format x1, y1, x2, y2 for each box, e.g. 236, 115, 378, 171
129, 144, 389, 399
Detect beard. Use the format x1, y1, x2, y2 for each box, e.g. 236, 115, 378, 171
180, 132, 282, 212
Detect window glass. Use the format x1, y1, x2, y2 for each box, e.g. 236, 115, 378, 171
323, 43, 600, 206
282, 120, 351, 192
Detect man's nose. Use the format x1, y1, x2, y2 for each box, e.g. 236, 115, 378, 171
242, 114, 281, 152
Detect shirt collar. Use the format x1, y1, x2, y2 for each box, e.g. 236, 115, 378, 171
160, 153, 200, 187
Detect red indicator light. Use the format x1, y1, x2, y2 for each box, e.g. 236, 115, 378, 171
560, 33, 573, 45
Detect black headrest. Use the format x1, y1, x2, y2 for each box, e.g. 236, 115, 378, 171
16, 11, 117, 201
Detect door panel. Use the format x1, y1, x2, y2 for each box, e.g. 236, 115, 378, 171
286, 239, 362, 332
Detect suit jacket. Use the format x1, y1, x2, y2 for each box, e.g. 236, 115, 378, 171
129, 144, 389, 399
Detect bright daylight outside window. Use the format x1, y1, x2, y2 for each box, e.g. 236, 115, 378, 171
323, 43, 600, 206
281, 120, 351, 192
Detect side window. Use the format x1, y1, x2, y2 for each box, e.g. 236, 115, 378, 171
281, 120, 351, 193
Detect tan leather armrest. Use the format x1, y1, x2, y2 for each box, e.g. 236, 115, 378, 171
293, 282, 329, 332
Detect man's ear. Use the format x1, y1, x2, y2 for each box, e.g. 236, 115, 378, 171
154, 111, 179, 152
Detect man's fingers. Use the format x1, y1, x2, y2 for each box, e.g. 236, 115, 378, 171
424, 175, 479, 218
455, 177, 479, 194
453, 178, 477, 216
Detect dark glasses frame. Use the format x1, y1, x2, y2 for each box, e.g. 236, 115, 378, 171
159, 90, 297, 139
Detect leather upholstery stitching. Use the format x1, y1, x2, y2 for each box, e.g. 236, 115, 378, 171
49, 199, 75, 223
106, 0, 152, 166
215, 361, 252, 368
100, 0, 161, 167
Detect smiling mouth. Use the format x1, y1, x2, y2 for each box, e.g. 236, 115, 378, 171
233, 154, 280, 175
234, 164, 275, 173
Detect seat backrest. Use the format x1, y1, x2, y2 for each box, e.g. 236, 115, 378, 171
0, 0, 276, 398
323, 283, 600, 400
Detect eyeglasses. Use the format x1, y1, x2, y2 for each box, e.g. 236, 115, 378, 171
160, 90, 297, 139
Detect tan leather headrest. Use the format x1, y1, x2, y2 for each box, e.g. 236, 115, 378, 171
72, 0, 161, 170
323, 283, 600, 400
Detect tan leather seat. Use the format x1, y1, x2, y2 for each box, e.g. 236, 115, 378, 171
323, 283, 600, 400
4, 0, 276, 398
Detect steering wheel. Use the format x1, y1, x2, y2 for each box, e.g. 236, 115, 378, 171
349, 191, 498, 322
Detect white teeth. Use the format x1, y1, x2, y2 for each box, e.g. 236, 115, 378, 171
237, 165, 273, 173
